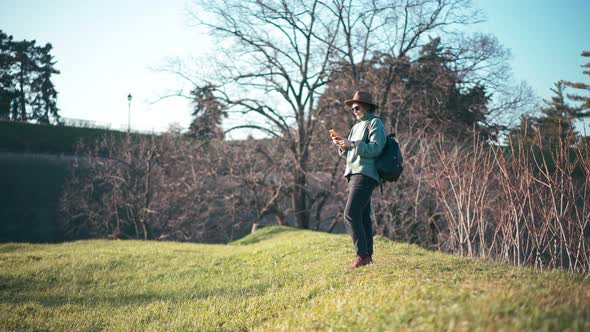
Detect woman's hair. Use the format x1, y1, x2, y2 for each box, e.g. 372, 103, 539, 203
363, 103, 376, 113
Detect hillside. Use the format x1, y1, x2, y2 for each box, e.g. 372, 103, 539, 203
0, 121, 125, 154
1, 226, 589, 331
0, 152, 75, 243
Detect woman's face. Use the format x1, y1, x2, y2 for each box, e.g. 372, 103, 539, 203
352, 103, 366, 120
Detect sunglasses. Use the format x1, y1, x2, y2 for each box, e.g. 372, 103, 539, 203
352, 106, 362, 111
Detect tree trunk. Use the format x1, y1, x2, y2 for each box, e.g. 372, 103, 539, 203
293, 171, 310, 229
18, 61, 26, 121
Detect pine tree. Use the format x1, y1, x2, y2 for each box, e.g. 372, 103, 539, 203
31, 43, 60, 124
562, 50, 590, 118
188, 84, 227, 140
0, 30, 60, 123
12, 39, 38, 121
536, 81, 577, 147
508, 81, 577, 150
0, 31, 14, 120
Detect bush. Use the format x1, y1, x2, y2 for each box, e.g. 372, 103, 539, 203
61, 127, 590, 274
425, 131, 590, 273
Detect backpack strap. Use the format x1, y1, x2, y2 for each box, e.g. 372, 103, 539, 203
364, 117, 386, 193
362, 117, 380, 144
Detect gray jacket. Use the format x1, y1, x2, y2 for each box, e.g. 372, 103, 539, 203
339, 113, 386, 182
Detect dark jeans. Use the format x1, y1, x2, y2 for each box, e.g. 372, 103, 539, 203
344, 174, 378, 257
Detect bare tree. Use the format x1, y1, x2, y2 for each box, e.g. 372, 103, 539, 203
326, 0, 485, 108
425, 133, 496, 257
318, 1, 527, 140
60, 134, 160, 240
424, 126, 590, 274
183, 0, 344, 229
180, 0, 507, 229
60, 132, 236, 242
60, 131, 301, 242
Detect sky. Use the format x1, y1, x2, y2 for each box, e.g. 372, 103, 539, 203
1, 0, 589, 135
1, 0, 207, 133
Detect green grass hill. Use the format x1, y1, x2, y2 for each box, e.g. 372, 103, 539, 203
0, 120, 124, 154
1, 226, 589, 331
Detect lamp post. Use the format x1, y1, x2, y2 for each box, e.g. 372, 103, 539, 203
127, 93, 132, 133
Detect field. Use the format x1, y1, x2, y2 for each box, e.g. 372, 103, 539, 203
1, 226, 589, 331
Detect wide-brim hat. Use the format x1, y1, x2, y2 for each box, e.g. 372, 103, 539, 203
345, 90, 379, 109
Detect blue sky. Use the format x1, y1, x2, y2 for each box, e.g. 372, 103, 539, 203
473, 0, 589, 97
1, 0, 206, 132
1, 0, 589, 134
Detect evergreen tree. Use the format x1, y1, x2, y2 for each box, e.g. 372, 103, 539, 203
0, 31, 14, 120
510, 51, 590, 146
562, 50, 590, 118
12, 39, 37, 121
188, 84, 227, 140
446, 84, 491, 138
527, 81, 578, 148
31, 43, 60, 123
509, 82, 577, 149
0, 29, 60, 123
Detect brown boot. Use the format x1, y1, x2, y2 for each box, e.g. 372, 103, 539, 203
350, 255, 372, 269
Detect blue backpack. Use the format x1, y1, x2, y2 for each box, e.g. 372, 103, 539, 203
364, 119, 404, 182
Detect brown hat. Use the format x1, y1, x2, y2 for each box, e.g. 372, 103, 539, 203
345, 90, 379, 109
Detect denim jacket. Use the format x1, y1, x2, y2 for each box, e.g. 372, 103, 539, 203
339, 113, 387, 182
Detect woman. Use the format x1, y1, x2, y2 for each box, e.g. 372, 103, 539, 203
332, 90, 386, 269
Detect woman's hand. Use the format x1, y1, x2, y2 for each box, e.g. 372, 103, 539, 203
332, 136, 353, 148
331, 136, 342, 146
340, 138, 354, 148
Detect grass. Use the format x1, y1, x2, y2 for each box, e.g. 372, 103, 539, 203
1, 226, 589, 331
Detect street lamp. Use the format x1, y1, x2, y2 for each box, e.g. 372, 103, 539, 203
127, 93, 132, 133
